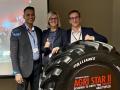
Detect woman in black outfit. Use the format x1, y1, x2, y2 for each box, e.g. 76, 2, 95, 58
42, 11, 67, 66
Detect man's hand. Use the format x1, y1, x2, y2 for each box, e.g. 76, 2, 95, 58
85, 34, 95, 41
52, 47, 60, 54
44, 38, 50, 48
15, 74, 24, 84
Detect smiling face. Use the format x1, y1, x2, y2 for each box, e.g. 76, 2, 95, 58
48, 14, 58, 28
23, 9, 35, 26
69, 12, 81, 28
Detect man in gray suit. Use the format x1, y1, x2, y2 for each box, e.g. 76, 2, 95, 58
10, 6, 42, 90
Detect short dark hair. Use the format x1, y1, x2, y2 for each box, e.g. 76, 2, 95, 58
24, 6, 35, 13
68, 10, 81, 17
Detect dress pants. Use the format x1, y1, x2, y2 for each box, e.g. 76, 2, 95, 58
16, 60, 41, 90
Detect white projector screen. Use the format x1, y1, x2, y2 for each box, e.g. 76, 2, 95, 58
0, 0, 47, 76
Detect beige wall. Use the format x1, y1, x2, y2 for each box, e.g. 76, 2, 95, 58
30, 0, 48, 29
49, 0, 120, 50
112, 0, 120, 52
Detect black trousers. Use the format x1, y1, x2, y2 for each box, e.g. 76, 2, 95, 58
17, 61, 42, 90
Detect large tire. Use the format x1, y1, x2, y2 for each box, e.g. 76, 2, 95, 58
41, 41, 120, 90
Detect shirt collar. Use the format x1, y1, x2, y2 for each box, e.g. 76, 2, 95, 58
71, 26, 81, 33
24, 23, 35, 31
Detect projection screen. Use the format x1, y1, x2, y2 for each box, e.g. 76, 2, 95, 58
0, 0, 47, 76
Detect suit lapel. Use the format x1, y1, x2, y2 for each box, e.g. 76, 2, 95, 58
21, 24, 31, 43
21, 24, 32, 49
67, 29, 71, 43
81, 28, 85, 40
35, 27, 40, 44
81, 28, 87, 40
44, 29, 50, 44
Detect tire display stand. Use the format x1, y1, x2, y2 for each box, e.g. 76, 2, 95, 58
41, 41, 120, 90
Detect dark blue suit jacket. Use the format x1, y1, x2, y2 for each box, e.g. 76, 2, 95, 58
67, 27, 108, 43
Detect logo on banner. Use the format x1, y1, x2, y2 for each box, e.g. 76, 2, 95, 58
74, 74, 111, 90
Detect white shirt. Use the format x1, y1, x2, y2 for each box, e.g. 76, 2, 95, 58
70, 27, 82, 43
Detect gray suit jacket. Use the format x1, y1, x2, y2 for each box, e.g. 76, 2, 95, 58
10, 24, 42, 78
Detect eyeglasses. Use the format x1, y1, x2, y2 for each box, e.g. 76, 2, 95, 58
69, 16, 79, 20
49, 17, 58, 21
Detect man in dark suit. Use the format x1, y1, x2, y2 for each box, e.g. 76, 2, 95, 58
67, 10, 108, 44
10, 6, 42, 90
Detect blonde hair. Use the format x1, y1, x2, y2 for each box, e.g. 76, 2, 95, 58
47, 11, 61, 28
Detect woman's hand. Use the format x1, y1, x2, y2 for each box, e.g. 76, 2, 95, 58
44, 38, 50, 48
52, 47, 60, 54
